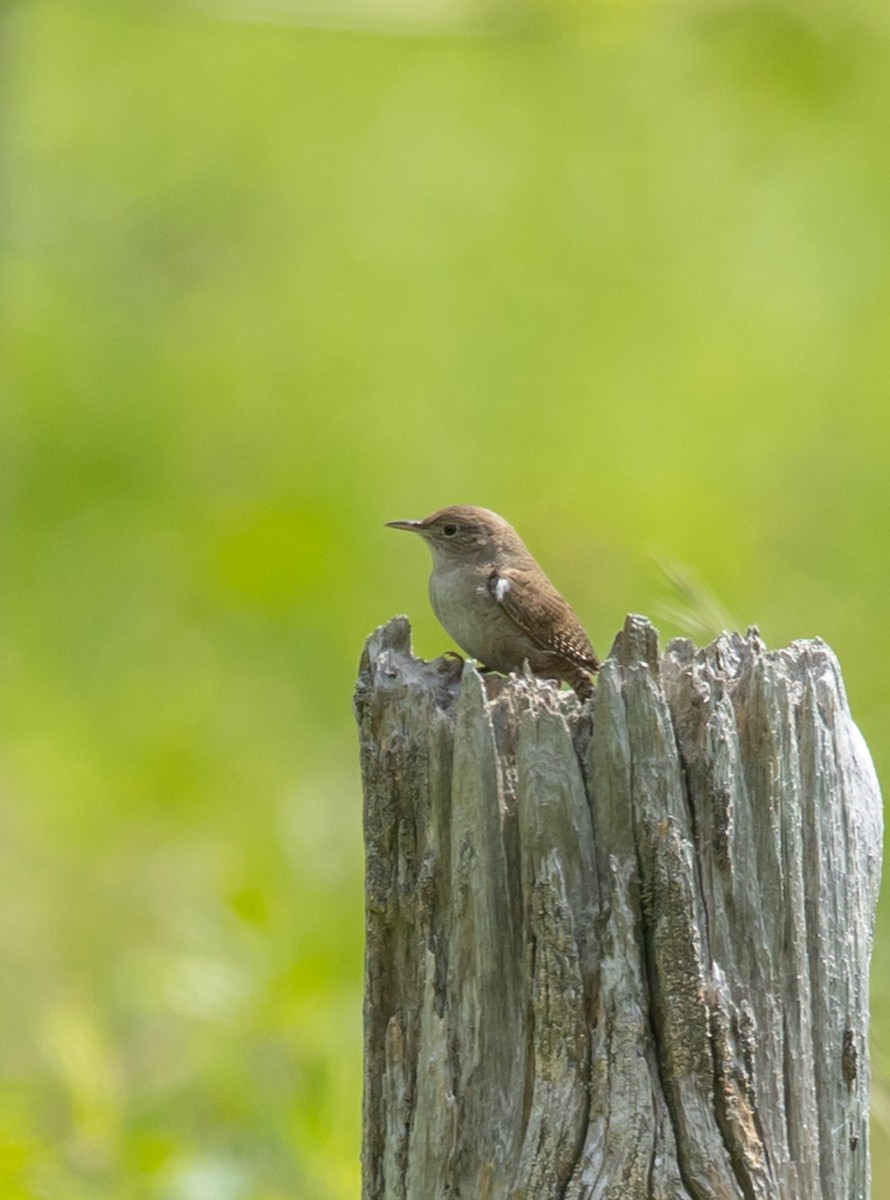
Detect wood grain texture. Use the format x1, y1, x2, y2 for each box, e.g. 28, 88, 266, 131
354, 614, 882, 1200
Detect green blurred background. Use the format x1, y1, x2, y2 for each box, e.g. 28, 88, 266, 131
1, 0, 888, 1195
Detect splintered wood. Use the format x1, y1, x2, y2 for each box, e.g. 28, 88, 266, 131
355, 614, 882, 1200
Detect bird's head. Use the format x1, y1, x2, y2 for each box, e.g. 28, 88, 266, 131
386, 505, 522, 568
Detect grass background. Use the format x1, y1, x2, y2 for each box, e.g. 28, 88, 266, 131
2, 0, 889, 1195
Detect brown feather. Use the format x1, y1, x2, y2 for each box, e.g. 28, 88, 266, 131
490, 568, 600, 673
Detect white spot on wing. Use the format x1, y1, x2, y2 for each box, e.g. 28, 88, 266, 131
493, 575, 511, 603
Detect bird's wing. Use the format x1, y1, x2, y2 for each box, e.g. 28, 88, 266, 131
488, 568, 600, 672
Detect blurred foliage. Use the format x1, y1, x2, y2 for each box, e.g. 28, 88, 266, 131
1, 0, 889, 1195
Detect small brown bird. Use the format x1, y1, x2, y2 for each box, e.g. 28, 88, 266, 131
386, 505, 599, 698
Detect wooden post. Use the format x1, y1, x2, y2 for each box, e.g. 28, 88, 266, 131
354, 614, 882, 1200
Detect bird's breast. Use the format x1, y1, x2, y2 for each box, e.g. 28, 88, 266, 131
428, 563, 531, 672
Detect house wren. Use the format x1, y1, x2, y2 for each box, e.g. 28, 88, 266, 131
386, 505, 600, 698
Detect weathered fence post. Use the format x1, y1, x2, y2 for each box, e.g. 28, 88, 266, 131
354, 613, 882, 1200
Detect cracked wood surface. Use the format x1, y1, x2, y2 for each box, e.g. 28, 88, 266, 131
354, 614, 882, 1200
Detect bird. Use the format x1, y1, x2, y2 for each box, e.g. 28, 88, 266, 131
386, 505, 599, 698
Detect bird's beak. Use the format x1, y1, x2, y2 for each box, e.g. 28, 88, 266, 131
385, 519, 423, 533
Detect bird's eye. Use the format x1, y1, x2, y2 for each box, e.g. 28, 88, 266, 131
442, 524, 458, 537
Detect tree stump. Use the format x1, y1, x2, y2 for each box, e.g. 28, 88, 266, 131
354, 614, 882, 1200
